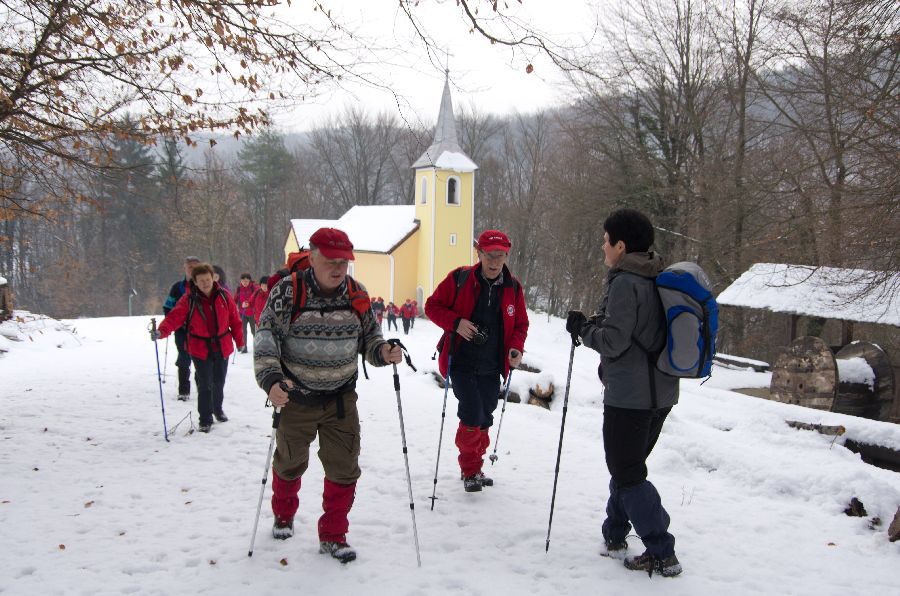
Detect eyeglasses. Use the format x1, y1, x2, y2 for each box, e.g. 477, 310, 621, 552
480, 251, 507, 262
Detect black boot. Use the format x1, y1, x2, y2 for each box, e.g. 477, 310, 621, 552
462, 475, 483, 492
319, 541, 356, 563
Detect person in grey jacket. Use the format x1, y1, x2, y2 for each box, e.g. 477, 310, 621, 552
566, 208, 682, 577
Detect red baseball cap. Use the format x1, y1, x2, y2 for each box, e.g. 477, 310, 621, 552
309, 227, 355, 260
477, 229, 511, 253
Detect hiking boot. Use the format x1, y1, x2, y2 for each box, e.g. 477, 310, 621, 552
240, 348, 248, 354
624, 552, 682, 577
460, 471, 494, 487
177, 394, 189, 401
214, 411, 229, 423
272, 518, 294, 540
605, 538, 628, 552
462, 475, 483, 492
198, 423, 212, 433
319, 541, 356, 564
476, 471, 493, 487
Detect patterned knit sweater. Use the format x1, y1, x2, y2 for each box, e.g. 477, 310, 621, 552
254, 269, 387, 397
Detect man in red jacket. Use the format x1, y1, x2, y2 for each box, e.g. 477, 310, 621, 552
425, 229, 528, 492
154, 263, 244, 432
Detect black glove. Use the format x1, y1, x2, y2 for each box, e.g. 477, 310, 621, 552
565, 311, 587, 335
149, 329, 160, 341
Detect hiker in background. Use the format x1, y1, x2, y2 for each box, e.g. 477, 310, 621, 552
253, 276, 269, 326
410, 299, 418, 328
425, 229, 528, 493
371, 297, 385, 329
400, 298, 415, 335
155, 263, 243, 432
163, 256, 201, 401
254, 227, 401, 563
565, 208, 682, 577
212, 265, 231, 297
235, 273, 258, 352
386, 301, 399, 332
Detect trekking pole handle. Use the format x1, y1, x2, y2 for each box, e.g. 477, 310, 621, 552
272, 406, 282, 430
387, 338, 417, 372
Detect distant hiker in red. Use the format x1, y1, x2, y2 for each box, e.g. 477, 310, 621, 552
212, 265, 232, 297
234, 273, 258, 352
253, 227, 402, 564
252, 276, 269, 325
410, 300, 418, 328
154, 263, 244, 433
400, 299, 415, 335
425, 230, 528, 493
386, 301, 399, 331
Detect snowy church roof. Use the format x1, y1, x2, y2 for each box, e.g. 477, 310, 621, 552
290, 205, 418, 254
717, 263, 900, 326
411, 76, 478, 172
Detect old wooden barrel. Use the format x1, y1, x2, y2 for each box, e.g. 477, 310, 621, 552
832, 342, 895, 421
770, 336, 837, 410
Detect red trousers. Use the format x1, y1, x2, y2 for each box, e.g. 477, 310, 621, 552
271, 470, 356, 542
455, 423, 490, 477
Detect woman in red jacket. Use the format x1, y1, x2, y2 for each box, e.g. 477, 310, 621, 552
252, 275, 269, 325
425, 230, 528, 492
156, 263, 244, 432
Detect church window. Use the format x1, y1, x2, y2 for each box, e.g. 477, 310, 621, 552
420, 178, 427, 204
449, 233, 457, 246
447, 177, 460, 205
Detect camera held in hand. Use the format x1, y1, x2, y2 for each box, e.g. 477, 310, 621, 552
471, 323, 489, 345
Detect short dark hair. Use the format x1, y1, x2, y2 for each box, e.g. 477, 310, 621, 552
212, 265, 226, 286
603, 209, 654, 253
240, 272, 252, 281
259, 275, 269, 285
190, 263, 215, 280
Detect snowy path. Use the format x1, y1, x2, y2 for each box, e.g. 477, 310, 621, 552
1, 314, 898, 595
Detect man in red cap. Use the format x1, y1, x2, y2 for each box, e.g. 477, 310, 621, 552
425, 229, 529, 492
254, 227, 402, 563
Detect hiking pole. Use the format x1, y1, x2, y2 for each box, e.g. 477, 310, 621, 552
429, 334, 455, 511
248, 403, 283, 557
387, 339, 422, 567
489, 358, 517, 466
162, 336, 169, 383
545, 334, 580, 553
149, 318, 169, 442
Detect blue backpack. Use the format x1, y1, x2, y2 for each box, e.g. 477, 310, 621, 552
654, 262, 718, 378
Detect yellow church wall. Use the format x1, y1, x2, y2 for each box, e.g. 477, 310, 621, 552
390, 229, 420, 306
283, 230, 299, 264
349, 253, 391, 301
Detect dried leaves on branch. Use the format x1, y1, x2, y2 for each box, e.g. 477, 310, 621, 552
0, 0, 363, 216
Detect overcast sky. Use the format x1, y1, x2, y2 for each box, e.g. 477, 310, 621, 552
271, 0, 602, 132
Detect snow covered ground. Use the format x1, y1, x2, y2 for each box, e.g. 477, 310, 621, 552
1, 311, 899, 595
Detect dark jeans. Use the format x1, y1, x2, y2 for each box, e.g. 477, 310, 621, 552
192, 352, 228, 425
241, 314, 256, 343
387, 316, 398, 331
450, 371, 501, 428
602, 405, 675, 558
401, 317, 410, 334
174, 328, 191, 395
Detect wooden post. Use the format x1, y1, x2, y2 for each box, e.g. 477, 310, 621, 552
840, 320, 853, 347
790, 314, 800, 342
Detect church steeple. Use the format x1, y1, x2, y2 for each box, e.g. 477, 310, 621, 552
412, 75, 478, 299
411, 74, 477, 171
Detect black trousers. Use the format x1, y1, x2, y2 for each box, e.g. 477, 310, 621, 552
449, 371, 501, 428
192, 352, 228, 425
174, 328, 191, 395
401, 317, 410, 334
602, 405, 675, 557
387, 316, 398, 331
241, 314, 256, 343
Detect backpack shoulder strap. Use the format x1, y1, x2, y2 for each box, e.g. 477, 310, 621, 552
450, 266, 472, 309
